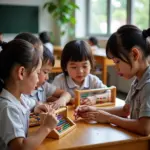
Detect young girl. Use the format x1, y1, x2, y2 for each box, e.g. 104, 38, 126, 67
75, 25, 150, 135
52, 40, 106, 105
0, 39, 58, 150
15, 33, 71, 109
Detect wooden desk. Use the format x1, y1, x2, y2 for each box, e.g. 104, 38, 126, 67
52, 59, 62, 73
53, 47, 114, 84
93, 49, 114, 84
29, 99, 150, 150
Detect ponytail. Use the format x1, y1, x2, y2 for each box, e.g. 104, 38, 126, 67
142, 28, 150, 39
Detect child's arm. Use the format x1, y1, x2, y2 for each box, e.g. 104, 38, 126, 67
8, 107, 58, 150
47, 89, 71, 109
75, 105, 150, 135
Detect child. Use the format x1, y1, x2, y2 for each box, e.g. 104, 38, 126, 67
75, 25, 150, 135
26, 45, 71, 109
0, 39, 58, 150
88, 36, 100, 51
15, 33, 71, 109
52, 40, 107, 105
39, 31, 54, 54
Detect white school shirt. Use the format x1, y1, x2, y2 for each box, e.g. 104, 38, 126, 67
26, 81, 57, 102
52, 73, 107, 98
44, 42, 54, 54
0, 89, 30, 150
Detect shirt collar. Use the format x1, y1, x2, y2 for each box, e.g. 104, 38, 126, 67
133, 66, 150, 90
66, 75, 90, 89
30, 86, 43, 97
0, 89, 28, 114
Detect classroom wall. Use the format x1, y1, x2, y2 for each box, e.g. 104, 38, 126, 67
0, 0, 55, 42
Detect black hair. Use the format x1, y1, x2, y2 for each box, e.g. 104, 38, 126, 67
14, 32, 43, 53
43, 45, 55, 67
0, 39, 41, 92
61, 40, 94, 76
39, 31, 50, 44
88, 36, 98, 46
0, 41, 7, 50
106, 25, 150, 66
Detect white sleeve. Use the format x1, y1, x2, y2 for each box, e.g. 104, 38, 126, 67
0, 106, 25, 145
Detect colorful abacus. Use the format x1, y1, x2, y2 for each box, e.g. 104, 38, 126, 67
29, 113, 40, 127
74, 86, 116, 108
55, 114, 71, 133
42, 107, 76, 139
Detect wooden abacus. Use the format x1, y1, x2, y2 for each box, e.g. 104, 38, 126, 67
74, 86, 116, 108
40, 107, 76, 139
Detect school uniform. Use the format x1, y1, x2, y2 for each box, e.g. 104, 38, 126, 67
52, 73, 107, 98
125, 66, 150, 119
0, 89, 30, 150
26, 81, 57, 102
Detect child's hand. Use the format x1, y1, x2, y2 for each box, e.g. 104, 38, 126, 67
40, 107, 58, 131
74, 105, 97, 120
34, 103, 49, 114
49, 98, 66, 110
81, 97, 96, 105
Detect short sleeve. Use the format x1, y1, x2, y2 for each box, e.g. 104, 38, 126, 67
92, 75, 107, 88
44, 82, 57, 98
139, 84, 150, 118
0, 106, 25, 145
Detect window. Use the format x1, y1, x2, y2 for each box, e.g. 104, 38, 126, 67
133, 0, 149, 29
89, 0, 107, 34
111, 0, 127, 33
75, 0, 150, 38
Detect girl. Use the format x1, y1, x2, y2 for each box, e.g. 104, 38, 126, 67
75, 25, 150, 136
53, 40, 106, 105
15, 32, 71, 109
0, 39, 58, 150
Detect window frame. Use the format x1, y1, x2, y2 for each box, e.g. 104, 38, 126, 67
85, 0, 150, 37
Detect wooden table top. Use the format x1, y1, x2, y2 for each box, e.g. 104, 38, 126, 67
28, 98, 150, 150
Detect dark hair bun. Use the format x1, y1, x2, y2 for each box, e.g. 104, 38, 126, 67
142, 28, 150, 39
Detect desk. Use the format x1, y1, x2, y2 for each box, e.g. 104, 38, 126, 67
93, 49, 114, 84
52, 59, 62, 73
29, 99, 150, 150
53, 47, 114, 84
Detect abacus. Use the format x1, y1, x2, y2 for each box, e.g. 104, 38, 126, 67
29, 113, 40, 127
74, 86, 116, 108
40, 107, 76, 139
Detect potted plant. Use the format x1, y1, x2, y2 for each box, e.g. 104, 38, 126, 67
43, 0, 79, 37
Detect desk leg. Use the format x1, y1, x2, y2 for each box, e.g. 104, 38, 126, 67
102, 59, 107, 85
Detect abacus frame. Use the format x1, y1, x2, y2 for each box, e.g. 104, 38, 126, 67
74, 86, 116, 108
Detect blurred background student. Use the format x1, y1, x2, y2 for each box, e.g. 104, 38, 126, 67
39, 31, 54, 54
88, 36, 100, 51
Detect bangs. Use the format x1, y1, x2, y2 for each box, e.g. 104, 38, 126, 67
106, 33, 130, 64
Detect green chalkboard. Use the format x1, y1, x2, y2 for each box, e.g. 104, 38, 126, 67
0, 5, 38, 33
